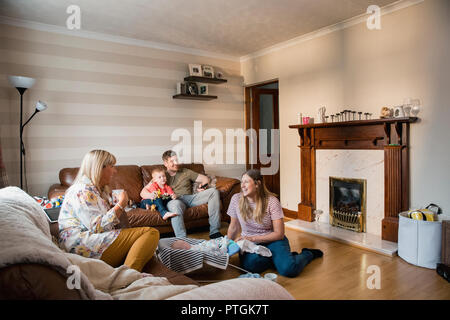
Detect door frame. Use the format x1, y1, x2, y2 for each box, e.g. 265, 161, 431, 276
244, 80, 280, 196
244, 80, 279, 170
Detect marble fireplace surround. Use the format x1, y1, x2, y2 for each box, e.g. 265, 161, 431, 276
319, 151, 382, 235
288, 117, 418, 249
285, 149, 397, 256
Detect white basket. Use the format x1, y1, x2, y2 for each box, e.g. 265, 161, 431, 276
398, 212, 442, 269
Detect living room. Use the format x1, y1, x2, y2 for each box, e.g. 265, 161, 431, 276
0, 0, 449, 305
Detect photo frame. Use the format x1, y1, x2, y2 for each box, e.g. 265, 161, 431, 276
202, 65, 214, 78
176, 82, 187, 94
186, 82, 198, 95
189, 64, 202, 77
198, 83, 208, 95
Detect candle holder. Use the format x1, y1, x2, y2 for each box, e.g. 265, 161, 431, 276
331, 114, 335, 122
358, 112, 362, 120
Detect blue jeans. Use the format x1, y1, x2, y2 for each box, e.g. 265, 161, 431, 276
240, 236, 314, 278
166, 188, 221, 238
140, 198, 170, 218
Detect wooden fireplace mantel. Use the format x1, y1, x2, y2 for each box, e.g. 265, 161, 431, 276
289, 117, 418, 242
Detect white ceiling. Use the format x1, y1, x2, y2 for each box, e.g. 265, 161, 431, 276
0, 0, 400, 58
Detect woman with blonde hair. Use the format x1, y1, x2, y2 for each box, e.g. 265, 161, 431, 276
226, 169, 323, 277
58, 149, 159, 272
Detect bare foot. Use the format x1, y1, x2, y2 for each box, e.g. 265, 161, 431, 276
162, 212, 178, 220
146, 204, 151, 210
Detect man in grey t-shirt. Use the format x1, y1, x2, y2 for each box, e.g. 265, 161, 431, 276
162, 150, 223, 239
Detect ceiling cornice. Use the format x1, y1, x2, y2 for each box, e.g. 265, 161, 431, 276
239, 0, 424, 63
0, 0, 424, 64
0, 15, 241, 62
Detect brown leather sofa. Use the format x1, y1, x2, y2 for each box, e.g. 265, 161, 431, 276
48, 163, 241, 234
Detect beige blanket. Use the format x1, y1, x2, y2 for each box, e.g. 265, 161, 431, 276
0, 187, 197, 299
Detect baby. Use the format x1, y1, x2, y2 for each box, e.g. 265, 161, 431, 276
140, 167, 178, 220
171, 237, 240, 256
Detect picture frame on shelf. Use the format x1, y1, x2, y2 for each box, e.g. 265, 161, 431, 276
186, 82, 198, 95
198, 83, 208, 95
188, 64, 202, 77
176, 82, 187, 95
202, 65, 214, 78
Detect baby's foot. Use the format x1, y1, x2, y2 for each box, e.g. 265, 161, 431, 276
146, 204, 151, 210
162, 212, 178, 220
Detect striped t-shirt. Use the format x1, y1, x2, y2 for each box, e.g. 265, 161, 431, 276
227, 193, 284, 237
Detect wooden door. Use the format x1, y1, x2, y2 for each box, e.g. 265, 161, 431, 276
248, 87, 280, 197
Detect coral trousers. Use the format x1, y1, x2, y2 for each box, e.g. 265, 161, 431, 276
101, 227, 159, 272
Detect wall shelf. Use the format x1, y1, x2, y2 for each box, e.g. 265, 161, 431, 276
173, 71, 227, 100
183, 76, 227, 84
172, 94, 218, 101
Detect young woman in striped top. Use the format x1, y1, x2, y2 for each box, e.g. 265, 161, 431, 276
226, 169, 323, 277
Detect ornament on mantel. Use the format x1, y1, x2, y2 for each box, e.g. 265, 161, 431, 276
317, 107, 326, 123
380, 106, 393, 118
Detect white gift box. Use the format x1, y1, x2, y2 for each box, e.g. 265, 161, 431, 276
398, 212, 442, 269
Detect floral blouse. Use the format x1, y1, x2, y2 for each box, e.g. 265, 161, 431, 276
58, 175, 121, 259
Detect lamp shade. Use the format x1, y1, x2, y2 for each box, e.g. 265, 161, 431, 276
7, 75, 36, 89
36, 100, 48, 111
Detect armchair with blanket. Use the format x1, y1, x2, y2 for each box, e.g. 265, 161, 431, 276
0, 187, 293, 300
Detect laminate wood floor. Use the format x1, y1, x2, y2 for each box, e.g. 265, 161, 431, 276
176, 221, 450, 300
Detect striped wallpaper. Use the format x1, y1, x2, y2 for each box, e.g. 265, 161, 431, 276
0, 23, 246, 197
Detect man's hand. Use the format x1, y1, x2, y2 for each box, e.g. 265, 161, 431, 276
149, 191, 157, 200
196, 183, 208, 193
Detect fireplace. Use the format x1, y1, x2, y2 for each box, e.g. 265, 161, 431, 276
289, 117, 417, 242
329, 177, 366, 233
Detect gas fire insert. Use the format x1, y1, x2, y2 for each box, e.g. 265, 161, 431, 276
329, 177, 367, 233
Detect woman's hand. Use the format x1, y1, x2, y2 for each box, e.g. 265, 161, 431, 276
118, 190, 129, 208
227, 217, 241, 241
239, 219, 285, 244
171, 193, 177, 200
236, 235, 258, 243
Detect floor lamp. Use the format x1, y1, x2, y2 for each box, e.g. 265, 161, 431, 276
7, 75, 48, 190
